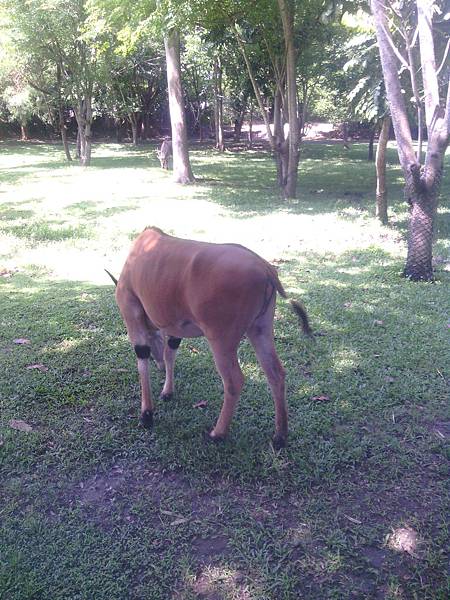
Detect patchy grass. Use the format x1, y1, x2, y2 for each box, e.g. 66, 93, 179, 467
0, 139, 449, 600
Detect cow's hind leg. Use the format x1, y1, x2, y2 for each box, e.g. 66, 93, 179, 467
247, 320, 287, 450
160, 337, 181, 400
208, 341, 244, 441
116, 290, 155, 428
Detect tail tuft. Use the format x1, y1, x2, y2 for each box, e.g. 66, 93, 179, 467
290, 300, 313, 337
104, 269, 118, 287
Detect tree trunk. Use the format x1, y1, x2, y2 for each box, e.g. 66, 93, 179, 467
81, 97, 92, 166
20, 124, 28, 141
273, 87, 286, 186
368, 123, 376, 161
57, 64, 71, 162
248, 100, 253, 148
214, 56, 225, 152
370, 0, 450, 281
404, 173, 439, 280
375, 115, 390, 224
130, 115, 138, 146
74, 97, 93, 166
164, 29, 195, 184
278, 0, 300, 198
59, 108, 72, 162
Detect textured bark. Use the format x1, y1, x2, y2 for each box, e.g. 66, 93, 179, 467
404, 171, 439, 280
278, 0, 300, 198
375, 115, 390, 224
368, 124, 376, 161
371, 0, 450, 281
213, 57, 224, 152
57, 64, 71, 162
164, 30, 194, 184
74, 97, 92, 166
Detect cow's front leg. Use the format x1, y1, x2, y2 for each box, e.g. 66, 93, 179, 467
135, 345, 154, 428
208, 342, 244, 441
160, 337, 181, 400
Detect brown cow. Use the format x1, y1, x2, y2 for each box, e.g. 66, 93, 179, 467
108, 227, 311, 449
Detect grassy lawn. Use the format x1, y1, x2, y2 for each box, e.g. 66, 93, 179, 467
0, 139, 449, 599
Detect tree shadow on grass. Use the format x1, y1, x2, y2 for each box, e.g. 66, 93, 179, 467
1, 252, 448, 599
1, 248, 448, 483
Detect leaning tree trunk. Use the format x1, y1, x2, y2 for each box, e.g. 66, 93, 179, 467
164, 29, 195, 184
375, 115, 390, 224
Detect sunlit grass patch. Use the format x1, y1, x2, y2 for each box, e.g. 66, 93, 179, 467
0, 140, 448, 600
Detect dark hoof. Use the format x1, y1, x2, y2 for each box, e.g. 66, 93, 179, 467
202, 430, 226, 445
160, 392, 173, 401
140, 410, 153, 429
272, 434, 287, 451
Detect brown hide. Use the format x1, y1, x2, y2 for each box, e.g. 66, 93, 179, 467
115, 227, 311, 448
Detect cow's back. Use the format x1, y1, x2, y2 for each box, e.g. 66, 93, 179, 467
119, 228, 274, 335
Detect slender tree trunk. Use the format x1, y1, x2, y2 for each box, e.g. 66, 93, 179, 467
82, 97, 92, 166
278, 0, 300, 198
74, 97, 93, 166
76, 127, 81, 159
20, 123, 28, 141
368, 123, 376, 161
164, 29, 195, 184
248, 100, 253, 148
59, 108, 72, 162
273, 87, 287, 186
375, 115, 391, 224
56, 65, 71, 162
130, 115, 138, 146
214, 56, 225, 152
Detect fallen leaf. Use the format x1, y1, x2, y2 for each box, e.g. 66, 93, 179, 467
170, 517, 189, 526
13, 338, 30, 345
311, 395, 330, 402
193, 400, 208, 409
343, 513, 362, 525
26, 364, 48, 372
343, 302, 353, 308
373, 320, 384, 327
189, 346, 199, 354
10, 419, 33, 432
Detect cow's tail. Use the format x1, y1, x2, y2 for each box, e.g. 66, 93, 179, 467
105, 269, 118, 287
268, 265, 313, 338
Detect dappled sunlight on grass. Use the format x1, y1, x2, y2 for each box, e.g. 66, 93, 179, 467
1, 141, 449, 600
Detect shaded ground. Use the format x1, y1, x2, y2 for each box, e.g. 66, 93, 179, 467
0, 141, 449, 600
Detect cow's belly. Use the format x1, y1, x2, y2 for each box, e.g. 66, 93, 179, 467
161, 319, 204, 339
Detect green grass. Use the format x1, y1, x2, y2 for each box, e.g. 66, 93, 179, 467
0, 139, 449, 599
